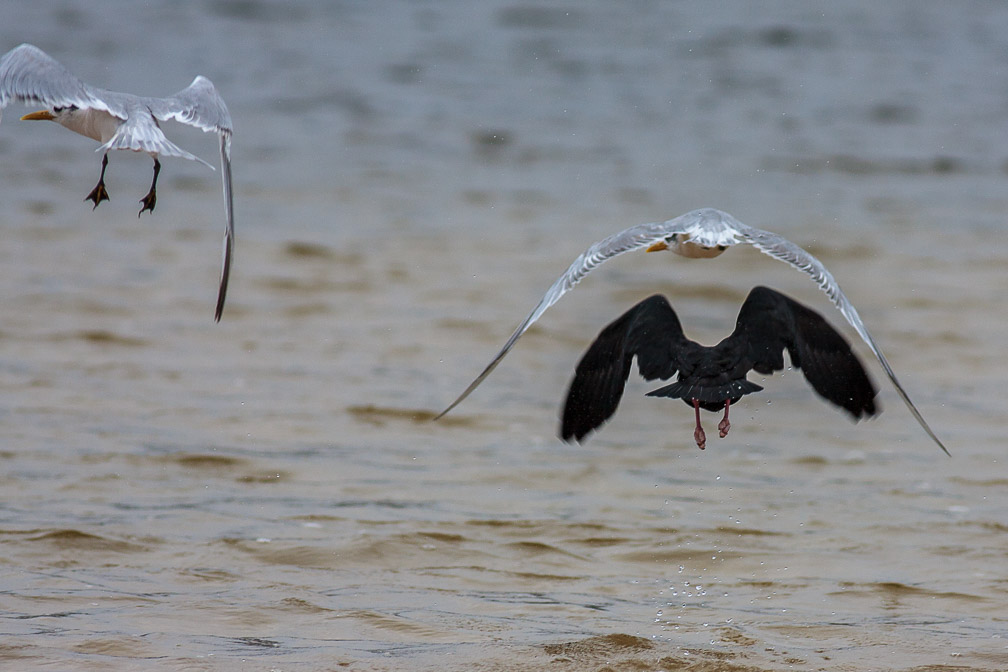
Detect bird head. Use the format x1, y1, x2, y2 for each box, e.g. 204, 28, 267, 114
21, 105, 80, 125
646, 233, 729, 259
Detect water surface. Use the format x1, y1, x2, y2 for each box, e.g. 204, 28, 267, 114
1, 2, 1006, 670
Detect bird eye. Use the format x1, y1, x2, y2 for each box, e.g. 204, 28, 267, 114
53, 106, 64, 112
717, 245, 727, 251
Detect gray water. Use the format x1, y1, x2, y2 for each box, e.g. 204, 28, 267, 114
1, 2, 1006, 670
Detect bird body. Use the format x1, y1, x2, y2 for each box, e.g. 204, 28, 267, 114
561, 287, 879, 448
648, 342, 766, 412
437, 208, 948, 455
0, 43, 234, 321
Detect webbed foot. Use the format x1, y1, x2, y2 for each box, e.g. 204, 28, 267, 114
85, 181, 109, 210
139, 158, 161, 217
139, 188, 157, 216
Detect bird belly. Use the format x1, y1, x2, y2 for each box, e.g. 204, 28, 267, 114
65, 108, 123, 144
672, 240, 728, 259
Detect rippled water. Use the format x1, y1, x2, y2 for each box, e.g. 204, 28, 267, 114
1, 2, 1007, 670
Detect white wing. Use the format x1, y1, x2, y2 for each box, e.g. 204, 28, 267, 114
0, 43, 117, 121
146, 75, 233, 136
214, 132, 234, 322
435, 217, 694, 418
149, 78, 235, 320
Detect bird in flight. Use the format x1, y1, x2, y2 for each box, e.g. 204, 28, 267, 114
0, 43, 235, 321
561, 286, 878, 449
436, 208, 948, 455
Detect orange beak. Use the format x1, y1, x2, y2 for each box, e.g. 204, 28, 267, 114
645, 241, 669, 253
21, 110, 56, 121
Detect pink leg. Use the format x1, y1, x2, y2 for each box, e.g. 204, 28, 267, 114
692, 398, 706, 450
718, 399, 731, 438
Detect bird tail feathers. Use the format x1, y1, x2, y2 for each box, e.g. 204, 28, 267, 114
97, 131, 214, 169
646, 378, 763, 408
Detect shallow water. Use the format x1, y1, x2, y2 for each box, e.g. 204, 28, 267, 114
1, 2, 1007, 670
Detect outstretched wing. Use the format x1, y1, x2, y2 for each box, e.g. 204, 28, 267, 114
147, 76, 234, 320
146, 75, 233, 136
737, 227, 948, 454
213, 132, 234, 322
144, 77, 234, 321
436, 217, 698, 419
146, 76, 235, 321
736, 286, 878, 420
0, 43, 116, 121
561, 294, 687, 443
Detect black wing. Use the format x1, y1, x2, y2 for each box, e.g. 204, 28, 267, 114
561, 294, 688, 443
736, 286, 878, 419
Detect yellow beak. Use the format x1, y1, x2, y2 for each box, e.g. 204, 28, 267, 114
21, 110, 56, 121
645, 241, 669, 253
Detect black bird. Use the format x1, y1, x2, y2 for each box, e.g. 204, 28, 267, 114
561, 286, 879, 448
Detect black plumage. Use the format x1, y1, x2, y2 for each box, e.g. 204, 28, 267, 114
561, 286, 879, 448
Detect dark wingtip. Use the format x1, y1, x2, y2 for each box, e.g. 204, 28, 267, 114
432, 394, 467, 422
558, 422, 589, 445
213, 235, 232, 323
214, 280, 227, 322
213, 277, 227, 322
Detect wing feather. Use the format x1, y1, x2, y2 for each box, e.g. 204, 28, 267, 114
561, 294, 686, 443
0, 43, 117, 120
214, 133, 234, 321
736, 286, 878, 419
146, 75, 232, 135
